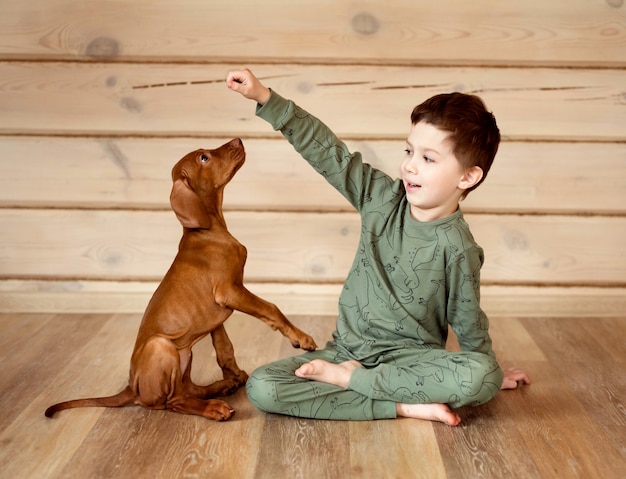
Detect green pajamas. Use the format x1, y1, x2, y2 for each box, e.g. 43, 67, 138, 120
247, 343, 502, 420
246, 91, 503, 420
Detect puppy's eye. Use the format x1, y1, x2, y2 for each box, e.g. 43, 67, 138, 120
200, 154, 209, 163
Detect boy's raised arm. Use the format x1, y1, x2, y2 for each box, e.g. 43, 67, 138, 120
226, 68, 271, 105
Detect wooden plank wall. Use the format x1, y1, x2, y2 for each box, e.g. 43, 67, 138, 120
0, 0, 624, 316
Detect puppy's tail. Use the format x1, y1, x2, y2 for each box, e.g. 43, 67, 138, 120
45, 386, 135, 418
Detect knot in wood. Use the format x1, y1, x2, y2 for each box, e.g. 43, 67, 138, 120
351, 13, 380, 36
85, 36, 121, 59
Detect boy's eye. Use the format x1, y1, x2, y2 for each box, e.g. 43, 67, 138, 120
404, 149, 412, 155
423, 156, 434, 163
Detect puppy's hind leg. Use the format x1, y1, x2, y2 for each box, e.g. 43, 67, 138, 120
168, 395, 235, 421
136, 339, 235, 421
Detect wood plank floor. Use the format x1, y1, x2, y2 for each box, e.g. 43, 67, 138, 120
0, 312, 624, 479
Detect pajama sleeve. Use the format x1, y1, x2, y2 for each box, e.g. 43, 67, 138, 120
255, 90, 391, 214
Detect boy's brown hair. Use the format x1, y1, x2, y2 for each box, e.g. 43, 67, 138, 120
411, 92, 500, 198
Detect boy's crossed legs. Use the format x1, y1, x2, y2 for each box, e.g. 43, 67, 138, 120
295, 359, 462, 425
246, 344, 510, 426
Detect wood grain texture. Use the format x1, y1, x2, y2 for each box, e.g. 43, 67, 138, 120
496, 360, 624, 479
0, 63, 624, 140
0, 314, 135, 479
1, 137, 624, 215
0, 0, 624, 66
1, 209, 624, 285
256, 416, 351, 479
434, 402, 543, 478
0, 0, 623, 342
1, 313, 624, 479
2, 281, 626, 319
349, 419, 446, 479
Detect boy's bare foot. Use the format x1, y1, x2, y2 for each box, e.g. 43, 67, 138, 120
295, 359, 361, 388
396, 402, 462, 426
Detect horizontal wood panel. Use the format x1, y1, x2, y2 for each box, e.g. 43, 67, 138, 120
1, 63, 624, 140
1, 280, 626, 318
0, 0, 624, 66
0, 209, 623, 285
0, 137, 624, 215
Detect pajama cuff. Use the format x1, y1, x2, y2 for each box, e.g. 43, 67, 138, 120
349, 366, 397, 419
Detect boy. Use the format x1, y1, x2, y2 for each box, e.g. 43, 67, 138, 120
226, 68, 529, 426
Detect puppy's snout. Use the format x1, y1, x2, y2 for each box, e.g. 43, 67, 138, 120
226, 138, 245, 165
228, 138, 244, 151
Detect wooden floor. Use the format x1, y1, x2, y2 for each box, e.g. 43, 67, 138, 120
0, 312, 624, 479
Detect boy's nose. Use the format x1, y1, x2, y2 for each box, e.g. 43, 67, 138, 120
405, 160, 418, 174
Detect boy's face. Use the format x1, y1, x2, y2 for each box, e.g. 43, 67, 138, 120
401, 121, 481, 222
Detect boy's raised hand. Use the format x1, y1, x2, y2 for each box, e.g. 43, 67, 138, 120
226, 68, 271, 105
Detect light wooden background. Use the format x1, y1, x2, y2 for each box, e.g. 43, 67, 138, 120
0, 2, 625, 479
0, 0, 625, 317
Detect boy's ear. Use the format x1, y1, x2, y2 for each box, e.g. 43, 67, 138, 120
459, 166, 484, 191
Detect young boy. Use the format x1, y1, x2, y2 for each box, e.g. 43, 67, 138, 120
226, 68, 529, 426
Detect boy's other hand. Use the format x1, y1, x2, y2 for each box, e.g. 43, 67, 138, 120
501, 367, 531, 390
226, 68, 271, 105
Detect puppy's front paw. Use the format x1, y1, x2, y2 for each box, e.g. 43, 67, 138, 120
295, 334, 317, 351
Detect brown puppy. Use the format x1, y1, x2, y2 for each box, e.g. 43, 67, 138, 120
45, 138, 317, 421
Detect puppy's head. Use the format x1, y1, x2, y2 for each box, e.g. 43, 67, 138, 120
170, 138, 245, 229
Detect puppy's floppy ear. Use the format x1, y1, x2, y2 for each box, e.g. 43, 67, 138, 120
170, 177, 212, 228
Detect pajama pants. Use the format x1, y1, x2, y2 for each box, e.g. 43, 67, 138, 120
246, 343, 503, 420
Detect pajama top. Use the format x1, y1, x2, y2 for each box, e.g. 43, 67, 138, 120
256, 91, 497, 365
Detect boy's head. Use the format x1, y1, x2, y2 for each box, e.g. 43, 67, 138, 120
411, 92, 500, 198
